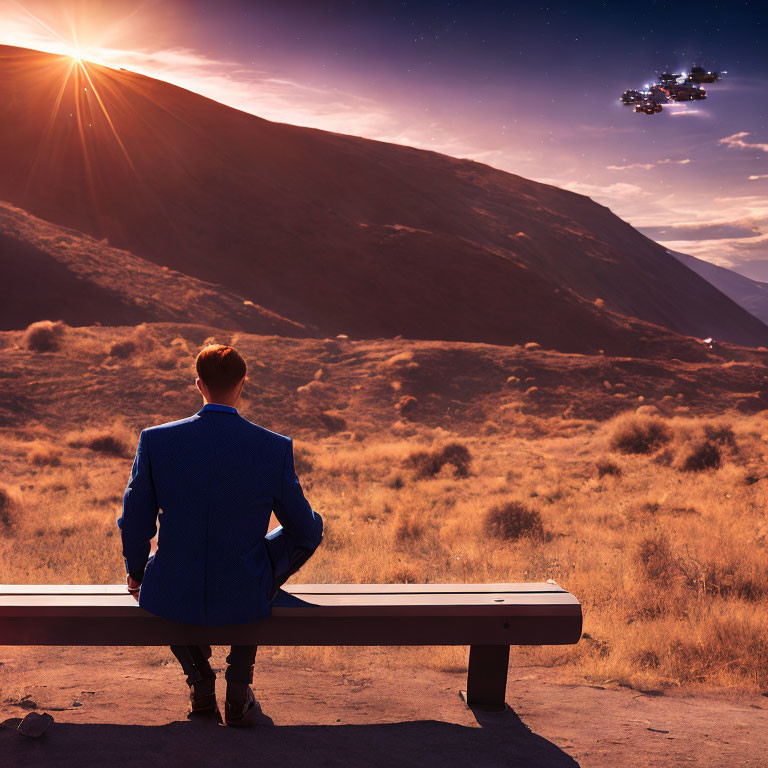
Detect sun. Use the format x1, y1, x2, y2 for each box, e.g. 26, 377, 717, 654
67, 45, 85, 64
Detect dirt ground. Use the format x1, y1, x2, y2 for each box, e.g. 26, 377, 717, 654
0, 647, 765, 767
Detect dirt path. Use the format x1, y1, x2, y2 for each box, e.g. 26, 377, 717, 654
1, 647, 765, 767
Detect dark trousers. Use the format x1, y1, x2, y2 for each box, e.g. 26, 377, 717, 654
170, 525, 317, 685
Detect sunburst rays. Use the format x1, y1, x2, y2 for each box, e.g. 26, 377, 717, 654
23, 53, 138, 209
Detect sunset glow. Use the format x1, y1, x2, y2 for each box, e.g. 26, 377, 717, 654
1, 0, 767, 273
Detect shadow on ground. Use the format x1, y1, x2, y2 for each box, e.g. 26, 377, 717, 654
1, 707, 579, 767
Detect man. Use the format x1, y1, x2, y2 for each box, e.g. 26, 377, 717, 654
117, 343, 323, 726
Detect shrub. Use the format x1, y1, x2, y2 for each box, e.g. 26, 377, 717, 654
652, 448, 674, 467
383, 565, 419, 583
610, 415, 672, 455
680, 440, 721, 472
406, 450, 443, 478
27, 442, 62, 467
581, 632, 611, 658
636, 534, 676, 583
635, 650, 660, 669
319, 522, 345, 550
0, 485, 18, 529
439, 442, 472, 478
484, 501, 543, 541
110, 325, 158, 360
393, 510, 425, 542
22, 320, 65, 352
293, 446, 315, 475
318, 411, 347, 433
596, 458, 621, 478
67, 426, 130, 458
405, 442, 472, 479
150, 349, 178, 370
109, 340, 136, 359
703, 422, 736, 447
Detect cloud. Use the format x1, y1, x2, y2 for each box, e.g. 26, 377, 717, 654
658, 233, 768, 269
606, 163, 655, 171
557, 181, 649, 200
749, 174, 768, 181
643, 212, 768, 269
95, 46, 401, 139
719, 132, 768, 153
640, 220, 763, 241
606, 158, 690, 171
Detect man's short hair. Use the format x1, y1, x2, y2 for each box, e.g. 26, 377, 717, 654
195, 344, 246, 398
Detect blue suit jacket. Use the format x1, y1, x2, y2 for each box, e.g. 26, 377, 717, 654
117, 404, 323, 626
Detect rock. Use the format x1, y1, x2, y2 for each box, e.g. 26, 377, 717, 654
396, 395, 418, 419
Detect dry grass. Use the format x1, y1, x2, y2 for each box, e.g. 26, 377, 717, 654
107, 324, 178, 370
26, 441, 62, 466
0, 404, 767, 694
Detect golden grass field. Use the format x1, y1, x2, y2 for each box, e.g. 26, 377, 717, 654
1, 322, 767, 696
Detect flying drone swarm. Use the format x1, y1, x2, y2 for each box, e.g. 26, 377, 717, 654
620, 66, 725, 115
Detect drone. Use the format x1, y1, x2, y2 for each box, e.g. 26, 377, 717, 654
620, 66, 725, 115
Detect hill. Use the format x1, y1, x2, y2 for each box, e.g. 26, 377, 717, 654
2, 322, 767, 434
671, 249, 768, 327
0, 45, 767, 352
0, 202, 310, 335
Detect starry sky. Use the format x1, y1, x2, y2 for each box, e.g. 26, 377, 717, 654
2, 0, 767, 275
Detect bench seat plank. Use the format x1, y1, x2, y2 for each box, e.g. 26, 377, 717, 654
0, 591, 580, 617
0, 582, 567, 596
0, 583, 583, 647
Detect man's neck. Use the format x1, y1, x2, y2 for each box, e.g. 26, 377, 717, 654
203, 400, 237, 408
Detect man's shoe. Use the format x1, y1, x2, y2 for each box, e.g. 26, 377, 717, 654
224, 684, 262, 727
188, 677, 222, 723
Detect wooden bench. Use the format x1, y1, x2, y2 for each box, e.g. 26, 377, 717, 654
0, 582, 581, 712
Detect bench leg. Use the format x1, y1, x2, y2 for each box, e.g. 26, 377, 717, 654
462, 644, 509, 712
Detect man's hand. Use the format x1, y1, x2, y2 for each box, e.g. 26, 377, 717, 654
127, 575, 141, 601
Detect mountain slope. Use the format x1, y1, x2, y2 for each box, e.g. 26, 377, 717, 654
0, 201, 309, 335
1, 44, 766, 350
671, 249, 768, 328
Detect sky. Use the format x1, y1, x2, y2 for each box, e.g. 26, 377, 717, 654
1, 0, 767, 275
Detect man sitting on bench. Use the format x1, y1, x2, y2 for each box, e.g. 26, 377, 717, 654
117, 343, 324, 726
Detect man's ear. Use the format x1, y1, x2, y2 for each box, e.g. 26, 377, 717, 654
195, 377, 205, 397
